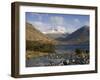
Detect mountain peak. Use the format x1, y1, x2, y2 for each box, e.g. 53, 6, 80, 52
78, 25, 89, 32
81, 25, 89, 29
44, 26, 67, 34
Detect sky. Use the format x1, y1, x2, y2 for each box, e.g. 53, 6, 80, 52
26, 12, 89, 33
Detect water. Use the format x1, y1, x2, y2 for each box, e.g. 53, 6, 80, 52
26, 44, 89, 67
55, 44, 89, 54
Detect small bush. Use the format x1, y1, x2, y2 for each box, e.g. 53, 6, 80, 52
86, 50, 89, 53
75, 49, 82, 55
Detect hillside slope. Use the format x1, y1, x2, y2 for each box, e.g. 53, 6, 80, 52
26, 23, 57, 59
26, 23, 56, 44
57, 26, 89, 45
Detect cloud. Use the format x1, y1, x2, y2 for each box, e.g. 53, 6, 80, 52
28, 21, 51, 33
33, 22, 48, 32
64, 23, 76, 33
50, 16, 64, 26
56, 26, 67, 33
74, 18, 80, 23
84, 21, 89, 26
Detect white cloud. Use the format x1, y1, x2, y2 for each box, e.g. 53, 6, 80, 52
57, 26, 66, 33
74, 18, 80, 23
33, 22, 47, 32
84, 21, 89, 26
28, 21, 51, 33
50, 16, 64, 26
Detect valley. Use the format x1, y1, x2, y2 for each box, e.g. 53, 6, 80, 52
26, 22, 89, 67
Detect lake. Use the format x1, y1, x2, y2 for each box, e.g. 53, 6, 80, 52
26, 44, 89, 67
55, 44, 89, 54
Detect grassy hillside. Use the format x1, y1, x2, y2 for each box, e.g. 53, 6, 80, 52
26, 23, 56, 59
26, 23, 56, 44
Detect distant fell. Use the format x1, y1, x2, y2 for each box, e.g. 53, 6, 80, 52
57, 25, 89, 45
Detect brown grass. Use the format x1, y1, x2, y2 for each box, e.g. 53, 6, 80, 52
26, 50, 49, 59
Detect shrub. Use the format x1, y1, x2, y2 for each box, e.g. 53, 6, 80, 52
75, 49, 82, 55
86, 50, 89, 53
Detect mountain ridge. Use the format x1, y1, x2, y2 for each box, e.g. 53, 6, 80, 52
26, 22, 57, 44
56, 25, 89, 45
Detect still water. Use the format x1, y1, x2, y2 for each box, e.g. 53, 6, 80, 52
26, 44, 89, 67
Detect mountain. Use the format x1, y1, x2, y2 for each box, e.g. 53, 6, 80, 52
43, 26, 66, 34
26, 23, 56, 44
44, 26, 69, 39
26, 23, 57, 59
57, 25, 89, 45
46, 33, 69, 40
